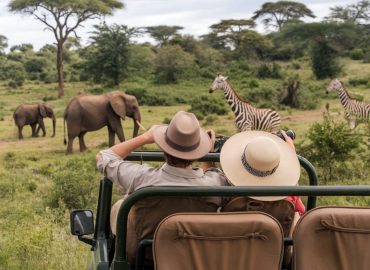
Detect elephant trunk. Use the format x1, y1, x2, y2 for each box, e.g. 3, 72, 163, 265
133, 109, 141, 138
51, 114, 56, 137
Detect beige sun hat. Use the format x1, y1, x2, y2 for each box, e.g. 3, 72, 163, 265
153, 111, 212, 160
220, 131, 300, 201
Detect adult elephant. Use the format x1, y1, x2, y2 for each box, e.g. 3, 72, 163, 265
13, 103, 56, 139
64, 91, 142, 154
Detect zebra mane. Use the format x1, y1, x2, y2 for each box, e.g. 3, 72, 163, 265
339, 80, 354, 100
226, 79, 251, 105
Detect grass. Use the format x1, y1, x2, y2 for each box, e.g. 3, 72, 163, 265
0, 57, 369, 269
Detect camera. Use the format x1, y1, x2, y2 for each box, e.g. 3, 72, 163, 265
275, 130, 296, 141
213, 135, 229, 153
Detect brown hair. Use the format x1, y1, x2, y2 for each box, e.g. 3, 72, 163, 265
164, 152, 193, 168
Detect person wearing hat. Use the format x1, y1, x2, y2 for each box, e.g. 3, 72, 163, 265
220, 130, 305, 215
96, 111, 228, 236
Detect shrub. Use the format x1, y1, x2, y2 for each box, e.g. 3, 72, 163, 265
256, 63, 282, 79
47, 157, 99, 210
350, 48, 364, 60
125, 88, 185, 106
311, 41, 341, 80
348, 78, 368, 87
363, 51, 370, 63
299, 112, 360, 183
188, 95, 228, 120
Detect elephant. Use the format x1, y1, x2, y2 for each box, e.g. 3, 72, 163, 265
63, 91, 142, 154
13, 103, 56, 139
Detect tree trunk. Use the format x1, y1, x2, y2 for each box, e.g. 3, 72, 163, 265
281, 80, 300, 108
57, 42, 64, 98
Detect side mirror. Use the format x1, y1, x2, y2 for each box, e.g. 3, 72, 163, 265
70, 209, 94, 236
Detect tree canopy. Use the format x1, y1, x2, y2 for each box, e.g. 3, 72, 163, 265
326, 0, 370, 24
0, 35, 8, 54
8, 0, 124, 97
253, 1, 315, 31
145, 25, 183, 46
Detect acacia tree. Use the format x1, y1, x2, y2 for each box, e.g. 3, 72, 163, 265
145, 25, 183, 46
326, 0, 370, 24
253, 1, 315, 31
9, 0, 124, 97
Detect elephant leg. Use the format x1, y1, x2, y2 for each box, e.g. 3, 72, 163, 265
114, 122, 125, 143
18, 126, 24, 139
78, 132, 88, 152
31, 124, 37, 137
66, 134, 75, 154
38, 119, 46, 137
108, 127, 115, 147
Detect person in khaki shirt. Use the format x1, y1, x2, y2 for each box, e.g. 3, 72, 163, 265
96, 111, 228, 236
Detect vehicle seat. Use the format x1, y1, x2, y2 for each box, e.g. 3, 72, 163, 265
293, 206, 370, 270
153, 212, 284, 270
124, 196, 220, 265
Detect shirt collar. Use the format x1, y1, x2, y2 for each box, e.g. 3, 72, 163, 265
162, 163, 204, 179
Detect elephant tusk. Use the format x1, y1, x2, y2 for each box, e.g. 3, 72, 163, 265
136, 120, 147, 131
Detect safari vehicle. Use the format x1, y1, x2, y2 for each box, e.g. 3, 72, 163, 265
70, 151, 370, 270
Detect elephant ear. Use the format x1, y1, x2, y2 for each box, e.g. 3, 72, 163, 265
39, 105, 47, 117
109, 94, 126, 120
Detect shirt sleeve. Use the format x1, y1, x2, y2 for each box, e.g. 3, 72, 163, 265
96, 149, 144, 193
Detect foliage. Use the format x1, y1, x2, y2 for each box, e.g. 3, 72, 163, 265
256, 63, 282, 79
188, 95, 228, 120
153, 45, 195, 83
125, 88, 185, 106
252, 1, 315, 31
9, 0, 124, 97
326, 0, 370, 24
350, 48, 364, 60
299, 112, 361, 182
0, 60, 26, 87
311, 40, 342, 79
47, 157, 99, 210
84, 23, 136, 86
348, 77, 368, 87
145, 25, 183, 46
0, 35, 8, 54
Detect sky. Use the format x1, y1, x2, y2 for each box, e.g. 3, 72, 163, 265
0, 0, 360, 50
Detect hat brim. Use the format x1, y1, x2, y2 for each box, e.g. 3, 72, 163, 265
153, 125, 212, 160
220, 131, 300, 201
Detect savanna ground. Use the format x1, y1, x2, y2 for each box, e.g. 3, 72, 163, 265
0, 59, 369, 269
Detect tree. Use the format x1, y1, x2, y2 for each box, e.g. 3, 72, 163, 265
84, 23, 136, 86
326, 0, 370, 24
9, 0, 124, 97
0, 35, 8, 55
145, 25, 183, 46
153, 45, 194, 83
252, 1, 315, 31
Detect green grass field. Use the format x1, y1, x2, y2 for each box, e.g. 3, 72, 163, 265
0, 58, 369, 269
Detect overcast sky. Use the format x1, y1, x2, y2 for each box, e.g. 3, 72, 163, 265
0, 0, 360, 50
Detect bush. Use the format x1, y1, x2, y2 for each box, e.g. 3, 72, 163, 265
299, 112, 360, 183
311, 41, 341, 80
125, 88, 185, 106
363, 51, 370, 63
188, 95, 228, 120
350, 49, 364, 60
47, 157, 99, 210
348, 78, 368, 87
256, 63, 282, 79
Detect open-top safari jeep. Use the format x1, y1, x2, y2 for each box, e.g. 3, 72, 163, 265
70, 151, 370, 270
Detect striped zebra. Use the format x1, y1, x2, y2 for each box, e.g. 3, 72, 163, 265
327, 79, 370, 129
209, 74, 280, 132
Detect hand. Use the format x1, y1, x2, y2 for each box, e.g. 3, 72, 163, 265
206, 129, 216, 151
281, 130, 295, 151
141, 125, 158, 144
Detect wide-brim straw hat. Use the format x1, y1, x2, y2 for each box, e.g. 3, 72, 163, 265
153, 111, 212, 160
220, 131, 300, 201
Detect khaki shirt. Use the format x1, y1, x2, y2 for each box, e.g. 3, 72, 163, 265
97, 149, 229, 195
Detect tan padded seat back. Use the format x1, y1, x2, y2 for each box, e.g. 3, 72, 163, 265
222, 197, 295, 237
293, 207, 370, 270
153, 212, 284, 270
126, 196, 219, 262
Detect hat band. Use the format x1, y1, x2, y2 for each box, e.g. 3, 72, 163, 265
165, 131, 200, 152
241, 147, 279, 178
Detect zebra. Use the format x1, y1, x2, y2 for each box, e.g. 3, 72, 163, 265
327, 78, 370, 129
209, 74, 281, 132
